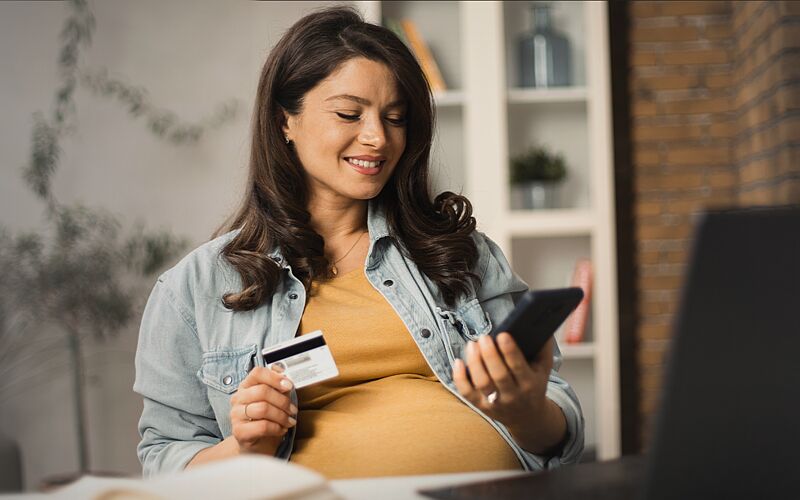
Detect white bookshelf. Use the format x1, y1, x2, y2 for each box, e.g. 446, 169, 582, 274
356, 1, 620, 460
507, 86, 588, 104
433, 90, 464, 108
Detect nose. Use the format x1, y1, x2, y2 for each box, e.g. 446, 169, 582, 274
357, 114, 387, 150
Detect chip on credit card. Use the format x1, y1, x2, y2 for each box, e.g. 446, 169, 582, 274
261, 330, 338, 389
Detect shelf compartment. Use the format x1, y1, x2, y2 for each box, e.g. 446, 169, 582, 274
560, 342, 596, 360
507, 209, 593, 237
507, 86, 587, 104
433, 90, 464, 107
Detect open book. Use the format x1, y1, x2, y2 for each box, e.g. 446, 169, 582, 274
48, 456, 340, 499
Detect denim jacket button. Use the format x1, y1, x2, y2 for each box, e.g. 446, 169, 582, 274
288, 292, 299, 300
383, 279, 394, 287
222, 375, 233, 386
420, 328, 432, 339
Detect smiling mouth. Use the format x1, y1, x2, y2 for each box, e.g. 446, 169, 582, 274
345, 157, 385, 169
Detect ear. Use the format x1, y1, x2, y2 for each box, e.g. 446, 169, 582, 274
281, 109, 295, 142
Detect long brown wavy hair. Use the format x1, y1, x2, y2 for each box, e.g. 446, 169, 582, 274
215, 6, 478, 311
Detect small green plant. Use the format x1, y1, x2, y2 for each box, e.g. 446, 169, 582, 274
510, 145, 567, 184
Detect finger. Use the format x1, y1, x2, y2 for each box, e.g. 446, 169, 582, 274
477, 334, 518, 394
452, 358, 482, 404
239, 366, 294, 392
531, 337, 555, 371
465, 340, 496, 397
237, 384, 297, 416
234, 419, 289, 445
495, 333, 533, 376
239, 401, 298, 428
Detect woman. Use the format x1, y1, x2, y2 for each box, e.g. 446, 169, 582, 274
134, 6, 583, 479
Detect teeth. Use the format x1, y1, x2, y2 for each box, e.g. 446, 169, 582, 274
348, 158, 381, 168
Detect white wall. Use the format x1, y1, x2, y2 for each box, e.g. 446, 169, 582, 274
0, 0, 335, 489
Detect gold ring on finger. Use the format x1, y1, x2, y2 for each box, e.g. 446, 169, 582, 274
486, 391, 499, 405
244, 402, 253, 421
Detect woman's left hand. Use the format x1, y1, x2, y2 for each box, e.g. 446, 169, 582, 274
452, 333, 566, 454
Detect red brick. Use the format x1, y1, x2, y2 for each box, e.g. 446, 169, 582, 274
777, 146, 800, 175
633, 100, 658, 116
705, 72, 733, 89
637, 171, 706, 190
666, 145, 731, 166
738, 186, 776, 205
777, 179, 800, 204
633, 123, 705, 142
662, 48, 730, 65
638, 336, 672, 359
636, 201, 664, 217
639, 250, 661, 265
664, 250, 689, 264
635, 74, 702, 91
779, 1, 800, 16
637, 222, 694, 240
662, 97, 732, 114
660, 1, 731, 16
630, 1, 663, 18
704, 23, 733, 41
667, 198, 706, 215
631, 25, 700, 43
634, 148, 661, 166
637, 342, 669, 366
709, 121, 737, 138
778, 116, 800, 144
739, 160, 774, 184
708, 170, 737, 188
632, 51, 659, 66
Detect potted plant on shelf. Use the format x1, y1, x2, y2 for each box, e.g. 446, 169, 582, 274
510, 145, 567, 210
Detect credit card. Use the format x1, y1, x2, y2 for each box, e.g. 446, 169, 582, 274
261, 330, 338, 389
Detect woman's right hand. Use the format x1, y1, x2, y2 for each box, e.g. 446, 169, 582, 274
230, 366, 298, 456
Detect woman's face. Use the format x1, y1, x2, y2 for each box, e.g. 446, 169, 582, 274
283, 57, 407, 204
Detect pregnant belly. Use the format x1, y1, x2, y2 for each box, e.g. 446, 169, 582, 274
289, 375, 522, 479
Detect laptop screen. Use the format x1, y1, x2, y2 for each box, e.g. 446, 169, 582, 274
644, 206, 800, 499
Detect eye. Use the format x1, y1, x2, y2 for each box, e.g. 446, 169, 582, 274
336, 112, 360, 121
385, 115, 407, 126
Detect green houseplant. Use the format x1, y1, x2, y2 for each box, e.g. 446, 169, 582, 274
509, 145, 567, 209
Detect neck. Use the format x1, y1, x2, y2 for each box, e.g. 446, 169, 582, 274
307, 195, 368, 242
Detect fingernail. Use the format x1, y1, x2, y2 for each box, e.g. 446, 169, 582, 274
280, 378, 293, 390
290, 404, 298, 415
288, 417, 297, 426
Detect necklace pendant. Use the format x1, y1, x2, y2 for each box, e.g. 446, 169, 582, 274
331, 265, 338, 276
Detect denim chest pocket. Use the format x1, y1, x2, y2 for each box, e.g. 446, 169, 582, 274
198, 345, 258, 394
439, 298, 493, 360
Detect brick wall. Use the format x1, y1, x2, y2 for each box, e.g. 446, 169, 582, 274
733, 2, 800, 204
627, 1, 800, 446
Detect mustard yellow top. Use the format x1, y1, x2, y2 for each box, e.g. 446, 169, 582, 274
289, 269, 521, 479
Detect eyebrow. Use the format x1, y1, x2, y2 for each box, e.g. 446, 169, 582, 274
325, 94, 405, 108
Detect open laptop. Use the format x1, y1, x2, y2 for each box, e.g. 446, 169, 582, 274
421, 205, 800, 499
643, 205, 800, 499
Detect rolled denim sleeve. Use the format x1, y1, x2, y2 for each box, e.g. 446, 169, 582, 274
474, 232, 585, 468
134, 277, 221, 477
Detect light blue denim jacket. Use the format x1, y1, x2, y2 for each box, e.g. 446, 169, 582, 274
134, 201, 584, 477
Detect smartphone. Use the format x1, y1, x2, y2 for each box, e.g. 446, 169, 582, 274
491, 287, 584, 361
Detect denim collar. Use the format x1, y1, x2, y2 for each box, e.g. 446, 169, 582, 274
265, 199, 391, 267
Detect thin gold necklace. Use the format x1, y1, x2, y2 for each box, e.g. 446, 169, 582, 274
330, 231, 367, 276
